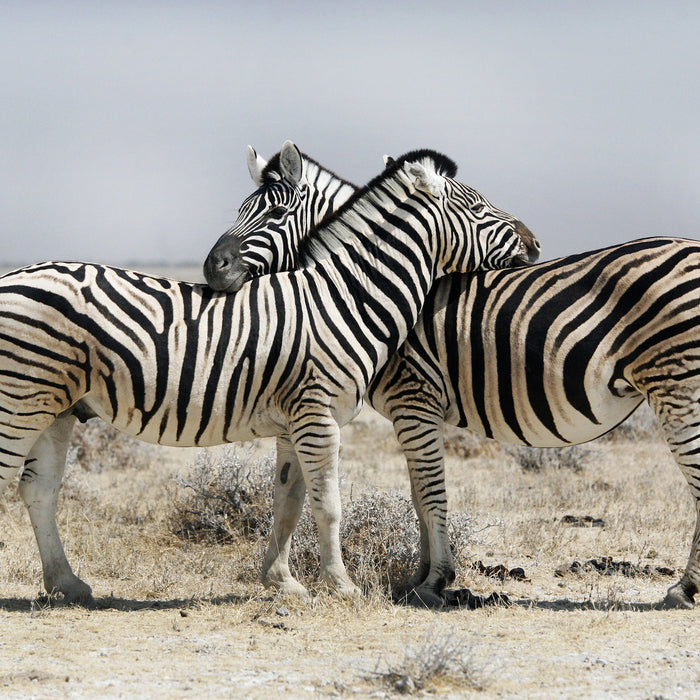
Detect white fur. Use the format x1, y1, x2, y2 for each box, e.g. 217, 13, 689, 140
408, 162, 445, 197
247, 145, 268, 187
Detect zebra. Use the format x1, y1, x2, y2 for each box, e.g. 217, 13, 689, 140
0, 145, 535, 605
205, 149, 700, 610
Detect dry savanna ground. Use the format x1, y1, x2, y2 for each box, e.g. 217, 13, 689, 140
1, 400, 699, 699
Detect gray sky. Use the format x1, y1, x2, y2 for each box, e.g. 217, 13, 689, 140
1, 1, 699, 270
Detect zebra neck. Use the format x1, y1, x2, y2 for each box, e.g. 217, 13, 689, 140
298, 171, 438, 365
303, 160, 357, 226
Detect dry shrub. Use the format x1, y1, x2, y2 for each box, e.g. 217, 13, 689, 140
369, 628, 489, 693
504, 443, 599, 473
67, 419, 157, 473
170, 446, 479, 597
290, 489, 478, 596
171, 446, 275, 542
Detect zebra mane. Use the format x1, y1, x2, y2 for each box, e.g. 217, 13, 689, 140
261, 150, 356, 190
392, 149, 458, 179
298, 149, 458, 262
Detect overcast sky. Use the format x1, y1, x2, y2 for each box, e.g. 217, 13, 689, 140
1, 1, 698, 274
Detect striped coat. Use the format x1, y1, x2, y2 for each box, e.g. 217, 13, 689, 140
0, 148, 534, 604
205, 146, 700, 609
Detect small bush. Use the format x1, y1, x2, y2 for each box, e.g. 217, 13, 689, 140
504, 443, 598, 473
67, 419, 157, 473
171, 446, 276, 542
369, 629, 488, 693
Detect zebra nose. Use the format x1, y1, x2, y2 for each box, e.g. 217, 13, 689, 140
203, 251, 232, 289
210, 252, 230, 271
515, 222, 540, 263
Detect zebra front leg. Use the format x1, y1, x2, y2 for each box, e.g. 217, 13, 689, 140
261, 435, 310, 597
393, 412, 453, 608
289, 412, 359, 597
406, 480, 431, 592
19, 414, 94, 606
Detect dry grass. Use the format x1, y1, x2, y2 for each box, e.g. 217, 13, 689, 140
1, 406, 698, 698
367, 627, 490, 693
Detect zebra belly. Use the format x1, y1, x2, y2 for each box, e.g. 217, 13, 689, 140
454, 392, 644, 447
443, 331, 645, 447
81, 392, 286, 447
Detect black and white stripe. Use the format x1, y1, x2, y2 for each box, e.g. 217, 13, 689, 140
0, 145, 534, 604
206, 149, 700, 610
368, 237, 700, 608
204, 142, 357, 291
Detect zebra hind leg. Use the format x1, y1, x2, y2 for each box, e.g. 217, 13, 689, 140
260, 435, 310, 597
663, 499, 700, 609
19, 413, 95, 606
648, 389, 700, 609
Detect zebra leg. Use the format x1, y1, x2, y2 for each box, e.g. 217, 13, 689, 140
406, 480, 432, 591
19, 413, 94, 606
664, 498, 700, 609
289, 413, 359, 597
261, 435, 310, 597
392, 412, 453, 608
645, 389, 700, 609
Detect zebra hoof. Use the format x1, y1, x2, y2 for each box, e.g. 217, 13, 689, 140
46, 578, 95, 608
46, 588, 96, 609
332, 582, 361, 600
264, 577, 310, 599
69, 592, 97, 609
405, 587, 444, 609
660, 583, 695, 610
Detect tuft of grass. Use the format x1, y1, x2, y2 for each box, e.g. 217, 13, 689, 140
368, 628, 489, 694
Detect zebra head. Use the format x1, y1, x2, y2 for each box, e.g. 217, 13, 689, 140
385, 153, 540, 273
204, 140, 356, 292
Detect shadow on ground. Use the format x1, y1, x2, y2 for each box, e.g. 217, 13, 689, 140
0, 590, 679, 614
0, 592, 266, 613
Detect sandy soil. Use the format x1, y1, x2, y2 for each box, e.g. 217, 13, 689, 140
1, 406, 699, 699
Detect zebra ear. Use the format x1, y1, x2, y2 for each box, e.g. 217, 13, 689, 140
383, 155, 394, 167
279, 140, 304, 186
407, 162, 445, 197
247, 145, 267, 187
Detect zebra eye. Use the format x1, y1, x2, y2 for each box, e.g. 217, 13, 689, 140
267, 205, 287, 219
472, 202, 486, 214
